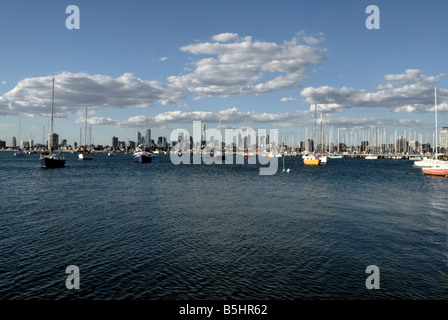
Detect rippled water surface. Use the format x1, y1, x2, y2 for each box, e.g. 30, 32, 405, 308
1, 151, 448, 300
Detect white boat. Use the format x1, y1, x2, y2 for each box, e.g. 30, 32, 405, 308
414, 157, 443, 168
365, 155, 378, 160
318, 155, 328, 163
420, 88, 446, 174
422, 161, 448, 176
78, 152, 94, 160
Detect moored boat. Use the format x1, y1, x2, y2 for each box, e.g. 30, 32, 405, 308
14, 147, 26, 156
39, 78, 66, 168
134, 151, 153, 163
422, 162, 448, 176
40, 151, 66, 168
303, 154, 320, 166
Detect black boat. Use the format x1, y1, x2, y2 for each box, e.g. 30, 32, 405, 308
39, 78, 66, 168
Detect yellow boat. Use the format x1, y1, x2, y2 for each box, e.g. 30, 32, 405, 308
303, 154, 320, 166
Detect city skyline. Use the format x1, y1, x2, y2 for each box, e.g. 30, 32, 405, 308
1, 1, 448, 147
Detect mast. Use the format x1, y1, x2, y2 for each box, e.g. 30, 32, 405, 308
435, 87, 438, 157
84, 107, 88, 152
313, 104, 317, 153
49, 78, 55, 154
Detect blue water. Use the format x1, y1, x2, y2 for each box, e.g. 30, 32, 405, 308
1, 151, 448, 300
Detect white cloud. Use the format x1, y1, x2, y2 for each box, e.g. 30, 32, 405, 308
1, 81, 5, 85
280, 97, 302, 103
0, 72, 189, 117
300, 69, 448, 114
169, 32, 326, 97
211, 33, 239, 42
160, 57, 168, 62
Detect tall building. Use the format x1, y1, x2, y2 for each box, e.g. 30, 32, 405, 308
305, 139, 314, 152
396, 136, 407, 153
137, 131, 142, 145
145, 129, 151, 148
409, 140, 419, 153
12, 137, 16, 149
112, 136, 119, 148
48, 133, 59, 150
440, 127, 448, 150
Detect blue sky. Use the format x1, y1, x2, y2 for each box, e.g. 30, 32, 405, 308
1, 0, 447, 147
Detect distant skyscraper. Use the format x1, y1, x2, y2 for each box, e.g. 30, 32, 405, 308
112, 136, 118, 147
145, 128, 151, 148
396, 136, 407, 153
440, 127, 448, 150
137, 131, 142, 145
12, 137, 16, 149
48, 133, 59, 151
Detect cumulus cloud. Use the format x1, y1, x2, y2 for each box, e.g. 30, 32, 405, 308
168, 32, 326, 97
300, 69, 448, 113
0, 72, 189, 117
0, 31, 327, 118
211, 33, 239, 42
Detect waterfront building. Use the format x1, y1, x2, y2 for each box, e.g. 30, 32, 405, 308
409, 140, 420, 153
12, 137, 16, 149
21, 140, 30, 149
48, 133, 59, 150
304, 139, 314, 153
145, 129, 151, 148
0, 140, 6, 149
126, 140, 135, 148
137, 131, 142, 145
112, 136, 118, 148
396, 136, 407, 153
440, 127, 448, 151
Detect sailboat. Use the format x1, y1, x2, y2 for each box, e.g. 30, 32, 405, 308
14, 119, 26, 156
421, 87, 448, 175
40, 78, 66, 168
317, 113, 328, 163
303, 104, 321, 166
14, 147, 26, 157
78, 107, 94, 160
133, 146, 153, 163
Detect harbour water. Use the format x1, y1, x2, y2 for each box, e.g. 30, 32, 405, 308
1, 151, 448, 300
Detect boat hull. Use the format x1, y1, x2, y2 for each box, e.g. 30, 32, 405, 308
422, 168, 448, 176
78, 153, 94, 160
40, 156, 66, 168
304, 159, 320, 166
134, 154, 152, 163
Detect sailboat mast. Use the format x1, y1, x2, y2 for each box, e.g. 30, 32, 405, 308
84, 107, 88, 152
49, 78, 55, 153
314, 104, 317, 153
435, 87, 438, 157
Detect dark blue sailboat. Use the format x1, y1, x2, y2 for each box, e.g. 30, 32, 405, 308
40, 78, 66, 168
